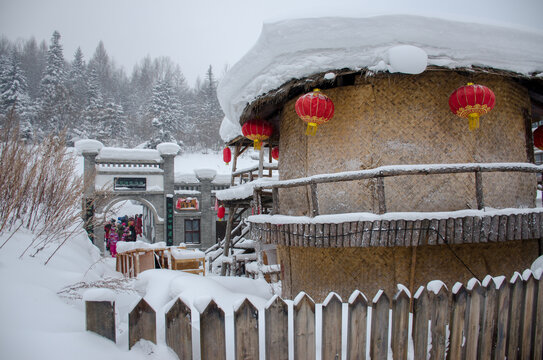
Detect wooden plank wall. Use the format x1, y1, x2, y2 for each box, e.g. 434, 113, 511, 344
253, 211, 543, 248
86, 272, 543, 359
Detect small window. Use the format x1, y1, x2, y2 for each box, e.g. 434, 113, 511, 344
184, 219, 200, 244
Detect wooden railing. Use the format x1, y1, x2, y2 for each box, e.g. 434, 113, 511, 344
85, 271, 543, 359
231, 163, 278, 185
252, 163, 543, 217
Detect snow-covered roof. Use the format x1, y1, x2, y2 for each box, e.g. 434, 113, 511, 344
218, 15, 543, 127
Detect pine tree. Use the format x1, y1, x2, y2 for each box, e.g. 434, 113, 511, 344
68, 47, 88, 113
0, 50, 34, 140
88, 41, 113, 98
100, 100, 125, 146
147, 78, 178, 147
20, 37, 47, 100
192, 65, 223, 150
38, 31, 70, 135
81, 67, 104, 139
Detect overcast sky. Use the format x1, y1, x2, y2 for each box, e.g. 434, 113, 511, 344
1, 0, 542, 87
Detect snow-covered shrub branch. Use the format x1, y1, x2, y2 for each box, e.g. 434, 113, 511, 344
0, 110, 84, 257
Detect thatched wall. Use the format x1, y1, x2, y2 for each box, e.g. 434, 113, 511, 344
278, 72, 535, 215
277, 239, 538, 302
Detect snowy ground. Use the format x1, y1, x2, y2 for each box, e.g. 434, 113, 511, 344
0, 148, 274, 360
1, 149, 541, 360
0, 225, 275, 360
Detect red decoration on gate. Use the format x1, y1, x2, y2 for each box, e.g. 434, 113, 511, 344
449, 83, 495, 131
223, 147, 231, 165
295, 88, 335, 136
241, 118, 273, 150
217, 205, 225, 220
271, 146, 279, 160
534, 126, 543, 150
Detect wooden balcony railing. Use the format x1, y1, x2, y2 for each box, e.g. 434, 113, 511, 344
252, 162, 543, 217
231, 163, 278, 186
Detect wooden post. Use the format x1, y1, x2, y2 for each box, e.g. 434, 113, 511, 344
413, 287, 429, 359
265, 296, 289, 360
272, 187, 280, 214
85, 300, 116, 342
479, 280, 498, 360
346, 292, 367, 360
165, 298, 192, 360
234, 299, 259, 360
376, 176, 386, 214
465, 282, 484, 359
293, 293, 316, 360
221, 206, 238, 276
391, 289, 409, 360
429, 286, 449, 360
520, 274, 537, 359
370, 291, 390, 360
258, 141, 265, 179
475, 170, 485, 210
309, 182, 319, 217
200, 300, 226, 360
495, 280, 511, 359
231, 143, 240, 186
322, 293, 342, 360
128, 298, 156, 349
507, 275, 524, 360
533, 275, 543, 360
448, 285, 467, 360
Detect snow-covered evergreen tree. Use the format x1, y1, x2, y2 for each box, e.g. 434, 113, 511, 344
38, 31, 71, 136
99, 100, 126, 146
20, 37, 47, 100
192, 65, 223, 150
81, 67, 104, 139
0, 50, 34, 140
147, 77, 179, 147
67, 48, 88, 114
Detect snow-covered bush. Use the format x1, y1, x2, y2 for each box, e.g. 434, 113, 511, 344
0, 111, 84, 260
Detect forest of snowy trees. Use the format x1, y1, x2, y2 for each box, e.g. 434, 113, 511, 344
0, 31, 224, 150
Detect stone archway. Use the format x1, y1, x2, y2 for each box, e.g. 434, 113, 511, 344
76, 139, 180, 254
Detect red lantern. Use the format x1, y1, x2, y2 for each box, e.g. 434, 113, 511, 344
449, 83, 495, 131
534, 126, 543, 150
271, 146, 279, 160
295, 88, 335, 136
241, 118, 273, 150
223, 147, 231, 165
217, 205, 225, 220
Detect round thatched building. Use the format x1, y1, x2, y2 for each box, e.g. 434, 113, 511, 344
218, 15, 543, 301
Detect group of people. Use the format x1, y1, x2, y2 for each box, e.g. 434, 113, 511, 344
104, 214, 143, 257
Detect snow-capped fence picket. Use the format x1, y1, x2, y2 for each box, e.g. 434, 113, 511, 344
85, 271, 543, 359
85, 301, 116, 343
83, 289, 116, 343
128, 298, 156, 349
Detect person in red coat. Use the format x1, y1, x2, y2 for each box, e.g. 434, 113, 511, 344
135, 214, 143, 237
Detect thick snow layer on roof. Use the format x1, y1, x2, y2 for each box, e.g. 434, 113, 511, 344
218, 15, 543, 125
219, 116, 243, 142
97, 147, 162, 162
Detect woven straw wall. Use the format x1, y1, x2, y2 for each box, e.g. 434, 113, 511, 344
277, 239, 538, 302
278, 72, 535, 215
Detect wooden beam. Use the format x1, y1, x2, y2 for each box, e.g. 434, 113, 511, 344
309, 182, 319, 217
258, 141, 265, 178
376, 176, 386, 214
475, 170, 485, 210
221, 206, 238, 276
